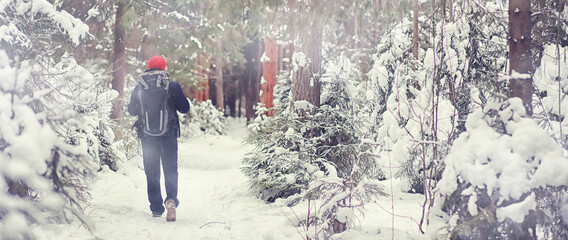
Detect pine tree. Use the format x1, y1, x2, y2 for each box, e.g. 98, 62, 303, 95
243, 54, 387, 237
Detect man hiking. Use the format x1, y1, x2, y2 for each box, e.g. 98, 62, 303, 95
128, 56, 190, 221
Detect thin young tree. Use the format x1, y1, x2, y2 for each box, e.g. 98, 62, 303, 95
413, 0, 419, 61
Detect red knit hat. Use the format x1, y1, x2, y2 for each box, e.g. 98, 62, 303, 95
147, 56, 167, 70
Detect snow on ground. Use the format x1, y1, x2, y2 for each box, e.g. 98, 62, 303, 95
35, 118, 424, 240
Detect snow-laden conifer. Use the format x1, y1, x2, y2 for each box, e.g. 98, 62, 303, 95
244, 55, 387, 237
181, 100, 227, 137
425, 1, 568, 239
429, 99, 568, 239
244, 55, 383, 200
366, 0, 509, 196
0, 1, 125, 238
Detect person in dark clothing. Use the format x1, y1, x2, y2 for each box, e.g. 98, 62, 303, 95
225, 76, 238, 117
127, 56, 190, 222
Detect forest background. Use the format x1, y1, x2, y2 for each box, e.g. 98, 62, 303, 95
2, 0, 568, 239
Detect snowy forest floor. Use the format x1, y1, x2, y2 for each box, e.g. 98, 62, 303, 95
34, 118, 425, 240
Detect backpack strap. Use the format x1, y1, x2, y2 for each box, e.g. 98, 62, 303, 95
161, 72, 171, 91
137, 87, 145, 128
139, 76, 149, 90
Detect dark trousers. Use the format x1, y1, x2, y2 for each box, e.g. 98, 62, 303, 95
140, 134, 179, 214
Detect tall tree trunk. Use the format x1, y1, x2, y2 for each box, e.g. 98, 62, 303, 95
261, 37, 277, 116
238, 71, 244, 118
111, 0, 126, 120
196, 56, 210, 102
291, 17, 322, 109
278, 45, 283, 74
508, 0, 532, 115
245, 38, 260, 121
283, 0, 296, 72
196, 72, 210, 102
215, 39, 224, 112
256, 40, 264, 96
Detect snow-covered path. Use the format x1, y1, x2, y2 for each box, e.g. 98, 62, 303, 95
36, 119, 424, 240
37, 119, 297, 239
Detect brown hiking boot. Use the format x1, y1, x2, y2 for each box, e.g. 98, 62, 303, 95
165, 199, 176, 222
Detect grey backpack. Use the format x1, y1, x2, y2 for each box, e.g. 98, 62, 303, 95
137, 70, 173, 136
